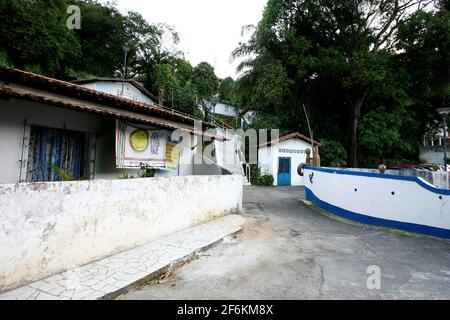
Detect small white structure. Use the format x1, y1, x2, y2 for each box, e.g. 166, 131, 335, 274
258, 132, 319, 186
204, 99, 254, 129
73, 79, 157, 104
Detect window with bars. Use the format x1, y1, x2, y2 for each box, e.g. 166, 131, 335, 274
22, 125, 96, 182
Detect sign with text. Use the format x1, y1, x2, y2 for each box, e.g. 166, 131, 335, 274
116, 120, 167, 169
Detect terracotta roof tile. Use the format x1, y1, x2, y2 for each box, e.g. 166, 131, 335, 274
258, 132, 320, 148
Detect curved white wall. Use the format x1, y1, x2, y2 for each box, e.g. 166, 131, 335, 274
304, 167, 450, 239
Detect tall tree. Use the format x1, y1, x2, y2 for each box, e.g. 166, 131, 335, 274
233, 0, 440, 166
0, 0, 80, 77
191, 62, 219, 120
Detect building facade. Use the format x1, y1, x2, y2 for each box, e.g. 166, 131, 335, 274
258, 132, 320, 186
73, 79, 157, 104
0, 67, 226, 184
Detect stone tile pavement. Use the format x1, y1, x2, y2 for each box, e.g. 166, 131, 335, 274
0, 214, 245, 300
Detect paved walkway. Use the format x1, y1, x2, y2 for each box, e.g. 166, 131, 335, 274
119, 186, 450, 300
0, 214, 245, 300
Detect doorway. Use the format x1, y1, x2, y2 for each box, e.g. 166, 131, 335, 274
277, 157, 291, 186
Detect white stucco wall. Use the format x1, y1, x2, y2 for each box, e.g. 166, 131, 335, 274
304, 167, 450, 239
0, 99, 196, 183
214, 102, 237, 117
258, 145, 274, 176
0, 174, 242, 291
258, 138, 313, 186
80, 81, 155, 104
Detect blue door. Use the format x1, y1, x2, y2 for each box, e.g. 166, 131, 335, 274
277, 157, 291, 186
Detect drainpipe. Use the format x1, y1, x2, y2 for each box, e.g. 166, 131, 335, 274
120, 46, 130, 97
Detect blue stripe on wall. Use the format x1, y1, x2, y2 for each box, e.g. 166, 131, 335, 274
304, 166, 450, 196
305, 187, 450, 240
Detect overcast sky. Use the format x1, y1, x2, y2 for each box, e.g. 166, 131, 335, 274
103, 0, 267, 79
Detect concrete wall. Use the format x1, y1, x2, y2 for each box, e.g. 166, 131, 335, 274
258, 139, 312, 186
0, 174, 242, 291
420, 149, 450, 165
0, 99, 196, 183
304, 167, 450, 239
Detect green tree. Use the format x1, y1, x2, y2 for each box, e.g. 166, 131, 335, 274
154, 61, 198, 115
233, 0, 443, 167
191, 62, 219, 119
0, 0, 80, 77
218, 77, 235, 101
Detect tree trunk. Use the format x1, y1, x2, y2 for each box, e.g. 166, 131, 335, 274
348, 90, 369, 168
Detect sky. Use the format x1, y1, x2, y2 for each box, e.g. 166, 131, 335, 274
103, 0, 267, 80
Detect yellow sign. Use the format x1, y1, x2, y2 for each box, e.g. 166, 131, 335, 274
166, 143, 180, 170
130, 129, 149, 152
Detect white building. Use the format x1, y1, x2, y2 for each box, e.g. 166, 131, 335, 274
73, 78, 157, 104
0, 67, 244, 291
0, 67, 229, 184
421, 128, 450, 165
258, 132, 320, 186
204, 99, 254, 129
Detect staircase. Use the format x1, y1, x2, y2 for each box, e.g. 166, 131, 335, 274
214, 127, 251, 185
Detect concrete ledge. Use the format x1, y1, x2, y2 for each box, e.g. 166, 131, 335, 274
0, 214, 245, 300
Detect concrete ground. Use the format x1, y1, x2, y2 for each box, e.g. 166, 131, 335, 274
118, 186, 450, 300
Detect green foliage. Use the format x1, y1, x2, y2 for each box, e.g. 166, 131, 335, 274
118, 172, 137, 179
319, 140, 347, 167
154, 60, 199, 115
218, 77, 235, 102
47, 164, 86, 181
118, 164, 155, 179
139, 164, 156, 178
0, 0, 80, 77
191, 62, 219, 99
0, 51, 12, 67
191, 61, 219, 120
0, 0, 181, 81
358, 107, 403, 160
250, 165, 274, 186
0, 0, 223, 118
233, 0, 449, 166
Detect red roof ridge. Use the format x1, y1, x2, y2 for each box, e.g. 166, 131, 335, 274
258, 131, 320, 148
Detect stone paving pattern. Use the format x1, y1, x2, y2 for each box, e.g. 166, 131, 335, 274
0, 214, 245, 300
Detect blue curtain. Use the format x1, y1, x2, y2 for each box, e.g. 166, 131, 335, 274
27, 126, 86, 182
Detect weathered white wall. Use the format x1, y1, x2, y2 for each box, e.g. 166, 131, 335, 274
0, 174, 242, 291
420, 150, 450, 165
304, 167, 450, 239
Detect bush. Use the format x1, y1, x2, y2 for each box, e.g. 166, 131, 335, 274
319, 139, 347, 167
250, 165, 274, 186
257, 174, 274, 186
